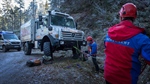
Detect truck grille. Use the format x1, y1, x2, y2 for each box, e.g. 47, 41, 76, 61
11, 42, 20, 44
62, 31, 83, 40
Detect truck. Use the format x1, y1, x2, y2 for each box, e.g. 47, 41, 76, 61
0, 31, 21, 52
20, 10, 87, 60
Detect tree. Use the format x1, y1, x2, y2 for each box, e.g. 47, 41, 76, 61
0, 0, 23, 34
15, 0, 25, 27
1, 0, 12, 30
9, 6, 21, 32
1, 0, 12, 15
27, 1, 37, 19
49, 0, 64, 10
0, 16, 6, 31
45, 0, 49, 11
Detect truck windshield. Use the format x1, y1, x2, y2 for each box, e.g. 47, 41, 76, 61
51, 15, 75, 28
3, 34, 19, 40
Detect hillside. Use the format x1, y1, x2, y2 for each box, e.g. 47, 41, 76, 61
60, 0, 150, 54
60, 0, 150, 83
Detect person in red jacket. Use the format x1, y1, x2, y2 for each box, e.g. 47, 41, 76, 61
104, 3, 150, 84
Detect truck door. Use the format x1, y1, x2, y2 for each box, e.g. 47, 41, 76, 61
35, 21, 40, 40
36, 18, 49, 40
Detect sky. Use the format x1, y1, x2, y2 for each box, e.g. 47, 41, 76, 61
23, 0, 33, 9
0, 0, 46, 9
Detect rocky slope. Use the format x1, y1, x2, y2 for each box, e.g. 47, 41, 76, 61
60, 0, 150, 83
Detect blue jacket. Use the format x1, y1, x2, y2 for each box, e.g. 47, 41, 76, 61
88, 41, 97, 55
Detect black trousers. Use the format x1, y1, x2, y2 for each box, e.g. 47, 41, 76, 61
84, 51, 100, 72
92, 56, 100, 72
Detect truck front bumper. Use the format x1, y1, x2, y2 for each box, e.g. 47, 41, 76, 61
59, 40, 87, 47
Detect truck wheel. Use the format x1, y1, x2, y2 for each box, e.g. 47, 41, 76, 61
72, 46, 81, 59
43, 42, 53, 59
24, 43, 31, 55
2, 46, 7, 52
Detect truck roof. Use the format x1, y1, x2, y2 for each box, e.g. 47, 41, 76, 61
51, 10, 73, 19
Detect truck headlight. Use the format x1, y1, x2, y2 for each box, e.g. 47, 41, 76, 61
83, 41, 86, 45
55, 34, 59, 38
60, 41, 64, 45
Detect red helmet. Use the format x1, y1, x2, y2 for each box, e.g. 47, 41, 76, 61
119, 3, 137, 19
86, 36, 93, 41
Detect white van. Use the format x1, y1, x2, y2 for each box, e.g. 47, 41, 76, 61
0, 31, 21, 52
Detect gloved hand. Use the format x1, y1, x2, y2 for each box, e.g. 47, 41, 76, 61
86, 54, 90, 57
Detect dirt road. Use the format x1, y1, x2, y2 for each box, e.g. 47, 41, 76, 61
0, 50, 105, 84
1, 49, 150, 84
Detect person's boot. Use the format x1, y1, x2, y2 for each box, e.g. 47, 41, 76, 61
42, 55, 53, 64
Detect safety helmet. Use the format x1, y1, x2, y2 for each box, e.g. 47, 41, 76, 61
86, 36, 93, 41
119, 3, 137, 19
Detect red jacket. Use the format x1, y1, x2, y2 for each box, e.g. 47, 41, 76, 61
104, 20, 150, 84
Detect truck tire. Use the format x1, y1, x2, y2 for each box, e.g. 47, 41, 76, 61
2, 46, 8, 52
43, 42, 53, 59
24, 43, 31, 55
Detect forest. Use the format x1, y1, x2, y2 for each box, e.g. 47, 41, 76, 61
0, 0, 150, 83
0, 0, 150, 37
0, 0, 60, 35
1, 0, 150, 57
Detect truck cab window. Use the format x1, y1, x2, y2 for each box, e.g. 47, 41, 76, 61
65, 18, 75, 28
51, 15, 75, 28
38, 18, 48, 29
51, 15, 64, 26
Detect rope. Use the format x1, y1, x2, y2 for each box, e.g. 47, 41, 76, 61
73, 46, 98, 59
76, 41, 80, 54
